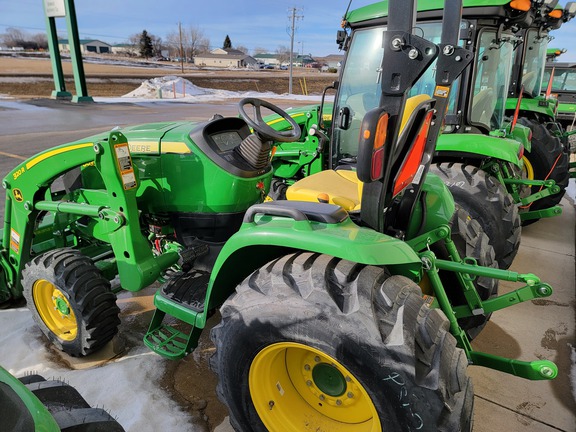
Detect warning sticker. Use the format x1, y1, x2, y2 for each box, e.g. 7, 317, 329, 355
114, 143, 137, 190
10, 228, 20, 254
434, 86, 450, 98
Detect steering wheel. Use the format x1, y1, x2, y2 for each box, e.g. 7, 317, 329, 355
238, 97, 301, 142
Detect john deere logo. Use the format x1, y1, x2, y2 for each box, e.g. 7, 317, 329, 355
13, 189, 23, 202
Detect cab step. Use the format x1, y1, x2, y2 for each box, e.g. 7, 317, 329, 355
143, 270, 209, 359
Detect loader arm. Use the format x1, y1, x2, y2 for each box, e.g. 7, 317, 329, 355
1, 131, 178, 301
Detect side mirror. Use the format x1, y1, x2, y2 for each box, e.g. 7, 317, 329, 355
356, 108, 389, 183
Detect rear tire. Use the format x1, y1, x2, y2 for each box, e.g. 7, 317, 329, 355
211, 252, 473, 432
430, 162, 521, 269
22, 248, 120, 357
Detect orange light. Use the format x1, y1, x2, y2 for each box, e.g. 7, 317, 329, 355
374, 114, 388, 149
363, 129, 371, 139
317, 193, 329, 203
518, 144, 524, 161
393, 110, 433, 197
370, 114, 389, 181
549, 9, 563, 18
509, 0, 531, 11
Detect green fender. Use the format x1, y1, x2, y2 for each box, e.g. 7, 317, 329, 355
505, 97, 555, 119
195, 214, 422, 328
436, 133, 523, 167
407, 172, 455, 239
507, 122, 532, 152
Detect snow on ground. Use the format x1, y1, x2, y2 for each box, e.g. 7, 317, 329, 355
1, 304, 197, 432
113, 75, 325, 104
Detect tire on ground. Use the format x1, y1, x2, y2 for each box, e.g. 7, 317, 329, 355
430, 206, 498, 340
430, 162, 520, 269
517, 117, 569, 214
211, 252, 473, 432
22, 248, 120, 357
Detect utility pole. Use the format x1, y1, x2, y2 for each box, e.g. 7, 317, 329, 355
178, 22, 184, 73
287, 7, 303, 94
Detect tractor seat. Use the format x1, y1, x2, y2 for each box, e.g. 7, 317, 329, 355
286, 94, 432, 210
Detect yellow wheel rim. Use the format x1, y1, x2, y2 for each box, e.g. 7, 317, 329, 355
521, 156, 535, 180
249, 342, 381, 431
32, 279, 78, 341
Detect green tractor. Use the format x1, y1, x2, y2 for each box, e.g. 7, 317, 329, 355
505, 1, 575, 214
270, 0, 574, 269
544, 59, 576, 166
0, 0, 559, 429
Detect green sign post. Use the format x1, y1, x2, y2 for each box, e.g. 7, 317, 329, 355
43, 0, 93, 102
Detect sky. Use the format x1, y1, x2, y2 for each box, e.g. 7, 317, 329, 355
0, 0, 576, 60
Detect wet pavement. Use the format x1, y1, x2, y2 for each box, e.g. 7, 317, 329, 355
0, 98, 574, 431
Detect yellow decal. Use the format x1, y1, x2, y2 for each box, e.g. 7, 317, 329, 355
25, 143, 93, 170
265, 112, 305, 126
434, 86, 450, 98
161, 142, 191, 154
12, 167, 25, 181
12, 189, 23, 202
10, 228, 20, 253
128, 141, 160, 154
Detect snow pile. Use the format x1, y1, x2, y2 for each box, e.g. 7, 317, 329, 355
118, 76, 326, 104
0, 298, 197, 432
123, 75, 211, 99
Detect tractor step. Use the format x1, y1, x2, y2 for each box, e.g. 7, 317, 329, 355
143, 270, 209, 359
159, 270, 209, 312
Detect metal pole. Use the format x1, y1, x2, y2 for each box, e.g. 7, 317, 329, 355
289, 8, 295, 94
63, 0, 93, 102
179, 22, 184, 74
44, 15, 71, 99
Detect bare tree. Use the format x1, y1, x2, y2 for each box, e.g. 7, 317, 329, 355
1, 27, 27, 47
275, 45, 291, 64
166, 25, 209, 61
253, 46, 269, 54
235, 44, 249, 55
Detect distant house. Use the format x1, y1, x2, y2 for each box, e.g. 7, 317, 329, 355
111, 43, 138, 56
194, 48, 257, 68
58, 39, 111, 54
254, 53, 282, 66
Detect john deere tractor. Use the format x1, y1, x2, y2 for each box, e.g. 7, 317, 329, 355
269, 1, 576, 270
505, 1, 575, 216
0, 0, 559, 430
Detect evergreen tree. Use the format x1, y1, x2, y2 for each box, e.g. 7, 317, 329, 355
139, 30, 154, 58
223, 34, 232, 49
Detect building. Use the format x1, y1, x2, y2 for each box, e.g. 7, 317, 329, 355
194, 48, 257, 68
111, 44, 138, 56
254, 53, 282, 67
58, 39, 111, 54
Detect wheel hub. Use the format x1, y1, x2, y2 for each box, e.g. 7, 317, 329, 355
32, 279, 78, 341
249, 342, 380, 431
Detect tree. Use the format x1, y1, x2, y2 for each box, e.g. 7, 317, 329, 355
235, 44, 249, 55
166, 25, 210, 60
275, 45, 292, 64
138, 30, 154, 58
223, 34, 232, 49
253, 46, 269, 55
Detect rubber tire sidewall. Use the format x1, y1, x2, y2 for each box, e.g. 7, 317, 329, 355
22, 248, 120, 357
211, 253, 473, 432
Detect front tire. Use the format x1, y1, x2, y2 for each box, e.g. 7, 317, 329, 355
22, 248, 120, 357
211, 253, 473, 431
